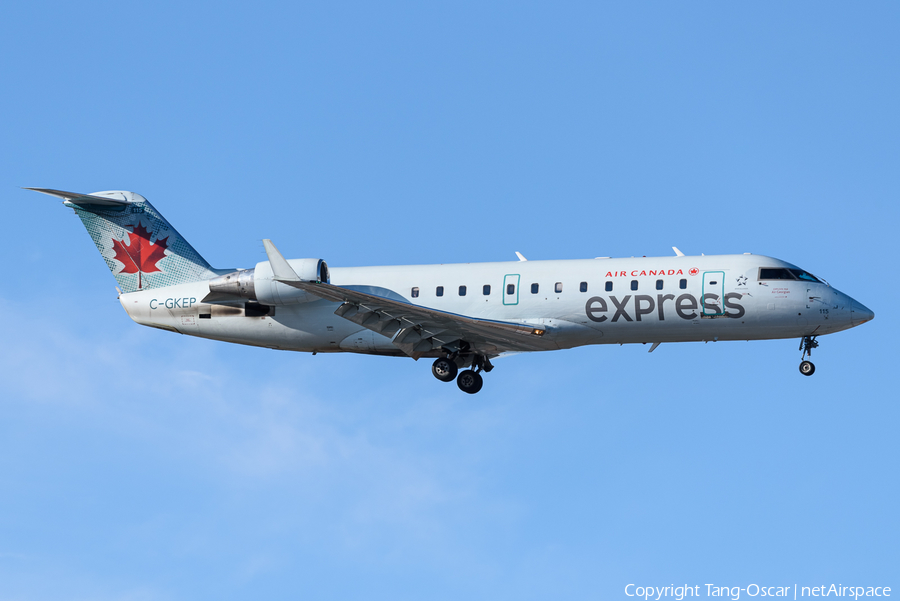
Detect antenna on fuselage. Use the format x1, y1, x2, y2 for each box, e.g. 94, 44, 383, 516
672, 247, 685, 257
515, 252, 527, 261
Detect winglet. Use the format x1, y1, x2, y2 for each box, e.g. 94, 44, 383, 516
515, 252, 527, 262
672, 247, 685, 257
262, 239, 301, 282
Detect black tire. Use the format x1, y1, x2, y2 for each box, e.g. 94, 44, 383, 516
799, 360, 815, 376
432, 357, 458, 382
456, 369, 484, 394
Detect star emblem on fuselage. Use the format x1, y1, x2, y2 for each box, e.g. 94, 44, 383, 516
736, 275, 748, 286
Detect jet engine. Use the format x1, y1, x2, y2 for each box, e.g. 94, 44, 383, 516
208, 258, 329, 305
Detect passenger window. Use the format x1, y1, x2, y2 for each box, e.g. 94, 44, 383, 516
531, 283, 539, 294
605, 281, 613, 292
580, 281, 588, 292
555, 282, 563, 293
507, 284, 515, 295
759, 268, 796, 280
631, 280, 638, 291
436, 286, 444, 297
679, 279, 687, 289
656, 279, 663, 290
411, 287, 419, 298
483, 285, 491, 295
459, 285, 467, 296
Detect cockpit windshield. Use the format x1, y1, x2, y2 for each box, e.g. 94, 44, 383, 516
758, 267, 822, 283
759, 268, 794, 280
789, 269, 821, 283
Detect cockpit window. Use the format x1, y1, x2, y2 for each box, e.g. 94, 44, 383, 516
759, 268, 796, 280
789, 269, 821, 283
758, 267, 823, 282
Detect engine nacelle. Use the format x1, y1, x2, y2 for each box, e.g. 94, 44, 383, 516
208, 258, 329, 306
254, 258, 328, 305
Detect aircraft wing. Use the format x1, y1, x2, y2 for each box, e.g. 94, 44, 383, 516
295, 279, 553, 356
263, 240, 555, 358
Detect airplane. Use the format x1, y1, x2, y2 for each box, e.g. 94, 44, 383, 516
30, 187, 875, 394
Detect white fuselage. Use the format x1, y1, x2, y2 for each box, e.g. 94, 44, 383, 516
118, 253, 868, 357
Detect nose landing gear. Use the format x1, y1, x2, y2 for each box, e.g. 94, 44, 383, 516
798, 335, 819, 376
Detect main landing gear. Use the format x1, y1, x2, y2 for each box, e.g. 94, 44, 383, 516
799, 335, 819, 376
431, 353, 494, 394
431, 356, 458, 382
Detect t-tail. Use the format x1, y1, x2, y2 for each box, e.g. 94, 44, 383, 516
28, 188, 219, 293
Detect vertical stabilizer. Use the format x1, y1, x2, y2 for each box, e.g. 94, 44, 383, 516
30, 188, 217, 293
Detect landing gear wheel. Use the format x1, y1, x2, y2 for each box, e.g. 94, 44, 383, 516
799, 360, 815, 376
432, 357, 458, 382
456, 369, 484, 394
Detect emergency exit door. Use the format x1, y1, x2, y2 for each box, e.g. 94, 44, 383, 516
503, 274, 520, 305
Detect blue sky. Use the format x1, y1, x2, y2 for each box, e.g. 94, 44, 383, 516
1, 2, 897, 599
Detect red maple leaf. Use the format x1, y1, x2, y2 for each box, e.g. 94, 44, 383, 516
111, 221, 169, 275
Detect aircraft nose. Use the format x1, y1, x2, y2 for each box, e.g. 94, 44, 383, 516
850, 300, 875, 325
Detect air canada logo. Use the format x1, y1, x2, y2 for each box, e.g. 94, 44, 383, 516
111, 222, 169, 288
689, 267, 699, 276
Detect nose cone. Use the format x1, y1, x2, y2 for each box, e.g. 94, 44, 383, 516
850, 300, 875, 325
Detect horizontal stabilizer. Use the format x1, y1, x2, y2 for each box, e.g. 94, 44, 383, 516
25, 187, 131, 208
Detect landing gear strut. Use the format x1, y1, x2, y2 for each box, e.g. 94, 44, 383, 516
799, 335, 818, 376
